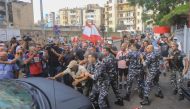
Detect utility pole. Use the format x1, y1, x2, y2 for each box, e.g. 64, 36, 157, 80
40, 0, 44, 23
40, 0, 46, 42
5, 0, 9, 28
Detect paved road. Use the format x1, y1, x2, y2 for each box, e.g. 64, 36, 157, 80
108, 74, 190, 109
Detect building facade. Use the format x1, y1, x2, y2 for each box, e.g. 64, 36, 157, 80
135, 4, 143, 32
10, 1, 34, 28
117, 0, 136, 32
0, 0, 34, 28
59, 8, 83, 26
104, 0, 143, 32
0, 0, 6, 26
82, 4, 104, 28
45, 12, 56, 27
104, 0, 118, 32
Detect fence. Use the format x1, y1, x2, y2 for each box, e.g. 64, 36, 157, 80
174, 25, 190, 58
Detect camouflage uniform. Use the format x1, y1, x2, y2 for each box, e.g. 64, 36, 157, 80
84, 63, 95, 96
89, 61, 109, 109
102, 54, 122, 100
168, 49, 185, 95
143, 51, 161, 97
125, 51, 144, 96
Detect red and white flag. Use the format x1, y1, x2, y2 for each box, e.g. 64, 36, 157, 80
82, 23, 102, 44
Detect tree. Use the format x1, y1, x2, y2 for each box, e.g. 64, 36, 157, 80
127, 0, 189, 25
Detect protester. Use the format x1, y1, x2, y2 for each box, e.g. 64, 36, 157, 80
0, 31, 189, 109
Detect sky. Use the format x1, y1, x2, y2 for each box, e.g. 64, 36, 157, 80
20, 0, 107, 23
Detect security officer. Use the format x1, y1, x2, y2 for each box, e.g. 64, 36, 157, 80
102, 47, 124, 106
164, 42, 186, 100
124, 44, 144, 101
85, 52, 109, 109
140, 45, 163, 105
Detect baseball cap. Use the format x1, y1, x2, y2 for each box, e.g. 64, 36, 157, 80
67, 60, 78, 68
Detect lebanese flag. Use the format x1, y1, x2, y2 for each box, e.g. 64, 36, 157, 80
82, 23, 102, 44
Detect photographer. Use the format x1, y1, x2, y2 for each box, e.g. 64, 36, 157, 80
22, 34, 33, 51
45, 43, 64, 77
24, 45, 44, 77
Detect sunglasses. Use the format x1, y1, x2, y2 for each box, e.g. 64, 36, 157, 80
16, 52, 23, 55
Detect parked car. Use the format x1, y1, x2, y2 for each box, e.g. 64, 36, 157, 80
0, 78, 94, 109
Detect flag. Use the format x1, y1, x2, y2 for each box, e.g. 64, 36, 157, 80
82, 23, 102, 44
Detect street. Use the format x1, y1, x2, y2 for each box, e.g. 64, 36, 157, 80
109, 74, 190, 109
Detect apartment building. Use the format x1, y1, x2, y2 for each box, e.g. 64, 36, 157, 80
104, 0, 143, 32
0, 0, 34, 28
59, 8, 83, 26
104, 0, 118, 32
117, 0, 136, 32
83, 4, 104, 28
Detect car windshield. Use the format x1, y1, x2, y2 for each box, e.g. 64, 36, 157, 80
0, 80, 38, 109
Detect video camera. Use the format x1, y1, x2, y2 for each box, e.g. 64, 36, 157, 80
44, 43, 56, 51
22, 35, 32, 42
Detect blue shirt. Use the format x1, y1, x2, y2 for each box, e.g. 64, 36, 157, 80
0, 60, 19, 79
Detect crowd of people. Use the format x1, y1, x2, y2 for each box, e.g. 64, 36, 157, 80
0, 33, 189, 109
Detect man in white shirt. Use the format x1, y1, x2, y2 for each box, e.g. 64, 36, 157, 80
48, 60, 88, 93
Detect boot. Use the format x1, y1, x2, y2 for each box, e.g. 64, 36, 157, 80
155, 91, 164, 99
124, 84, 127, 89
173, 89, 178, 95
119, 84, 122, 89
114, 98, 124, 106
124, 94, 130, 101
140, 97, 150, 105
139, 91, 144, 99
105, 96, 110, 108
178, 94, 184, 101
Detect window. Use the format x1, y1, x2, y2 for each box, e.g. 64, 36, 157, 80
0, 80, 47, 109
126, 12, 130, 17
119, 0, 123, 3
109, 14, 112, 17
120, 21, 124, 24
108, 7, 112, 11
109, 21, 112, 25
120, 14, 123, 17
119, 7, 123, 10
138, 12, 140, 16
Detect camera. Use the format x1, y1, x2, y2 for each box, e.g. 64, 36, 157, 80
44, 43, 56, 50
22, 35, 32, 42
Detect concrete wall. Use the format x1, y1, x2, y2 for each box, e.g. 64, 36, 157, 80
11, 2, 34, 28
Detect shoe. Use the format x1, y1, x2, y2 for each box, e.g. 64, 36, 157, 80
155, 91, 164, 99
105, 96, 110, 108
163, 73, 166, 77
119, 84, 122, 89
114, 98, 124, 106
124, 84, 127, 89
140, 97, 150, 105
138, 89, 144, 99
124, 94, 130, 101
178, 94, 184, 101
139, 92, 144, 99
173, 89, 178, 95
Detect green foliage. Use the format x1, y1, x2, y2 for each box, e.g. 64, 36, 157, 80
160, 4, 189, 25
127, 0, 189, 25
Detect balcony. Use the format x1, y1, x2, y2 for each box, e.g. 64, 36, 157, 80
117, 0, 129, 5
